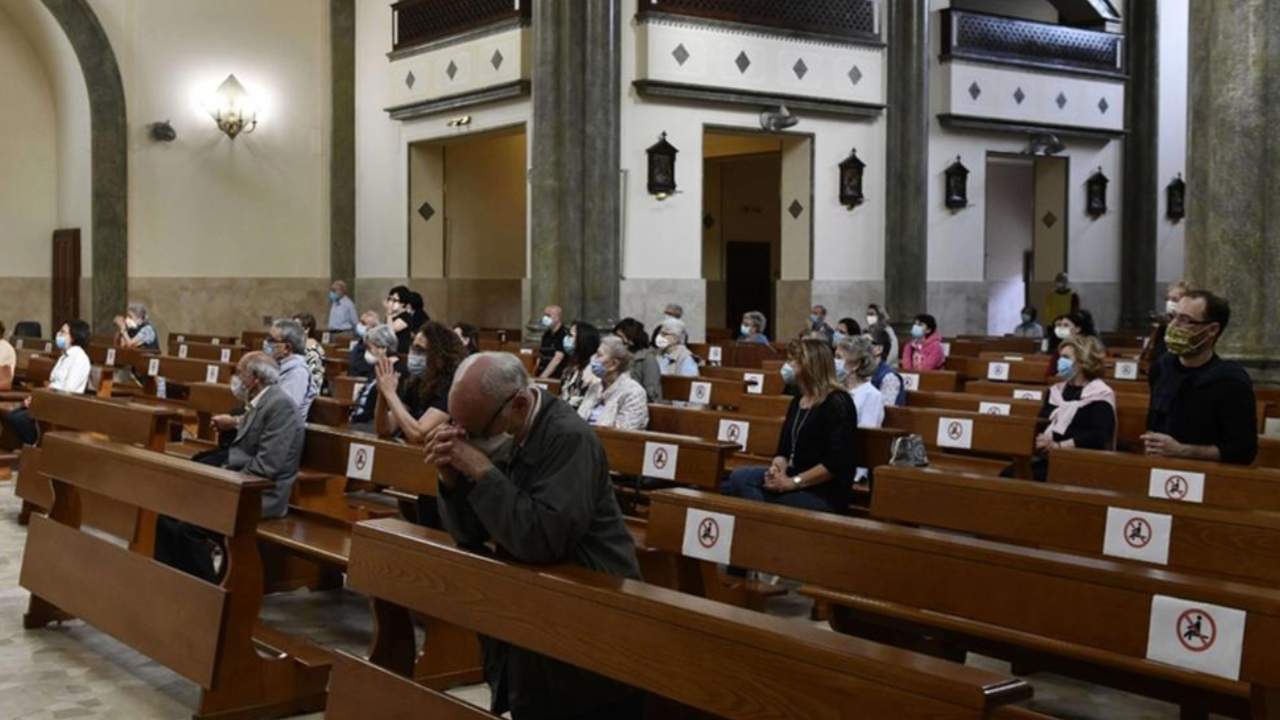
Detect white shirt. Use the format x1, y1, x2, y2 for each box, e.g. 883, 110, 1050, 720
49, 345, 91, 394
848, 382, 885, 429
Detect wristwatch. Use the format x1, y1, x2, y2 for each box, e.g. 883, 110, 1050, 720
790, 476, 803, 487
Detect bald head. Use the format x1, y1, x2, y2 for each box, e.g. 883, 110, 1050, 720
449, 352, 532, 437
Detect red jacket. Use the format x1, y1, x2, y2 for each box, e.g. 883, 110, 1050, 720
902, 332, 946, 371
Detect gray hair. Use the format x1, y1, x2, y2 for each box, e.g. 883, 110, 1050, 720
658, 317, 687, 342
597, 335, 633, 372
744, 311, 767, 332
271, 318, 306, 354
837, 335, 877, 379
127, 302, 149, 321
664, 303, 683, 317
243, 353, 280, 385
453, 351, 529, 399
331, 279, 347, 293
365, 323, 397, 353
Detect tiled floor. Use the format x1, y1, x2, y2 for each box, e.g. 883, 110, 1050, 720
0, 477, 1221, 719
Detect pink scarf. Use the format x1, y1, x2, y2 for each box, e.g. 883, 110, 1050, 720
1044, 378, 1116, 444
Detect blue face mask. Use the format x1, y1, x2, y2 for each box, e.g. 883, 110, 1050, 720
834, 358, 847, 380
740, 323, 752, 338
541, 314, 553, 328
911, 324, 926, 339
832, 330, 848, 345
1056, 357, 1075, 378
407, 352, 427, 376
563, 335, 576, 354
328, 290, 339, 303
809, 314, 821, 325
590, 358, 607, 377
55, 335, 68, 350
780, 363, 796, 385
355, 323, 368, 338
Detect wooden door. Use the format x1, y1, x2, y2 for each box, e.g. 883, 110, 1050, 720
52, 228, 80, 331
725, 241, 772, 338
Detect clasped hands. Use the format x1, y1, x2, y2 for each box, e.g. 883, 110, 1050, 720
424, 423, 493, 488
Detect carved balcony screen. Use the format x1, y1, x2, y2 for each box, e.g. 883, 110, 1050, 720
393, 0, 530, 52
941, 9, 1124, 77
637, 0, 879, 43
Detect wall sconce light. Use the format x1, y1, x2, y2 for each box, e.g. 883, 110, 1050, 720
1166, 173, 1185, 222
838, 148, 865, 208
207, 74, 257, 140
944, 155, 969, 209
646, 132, 678, 200
148, 120, 177, 142
1086, 167, 1109, 217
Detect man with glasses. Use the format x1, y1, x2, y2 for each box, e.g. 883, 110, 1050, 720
425, 351, 643, 720
1141, 290, 1257, 465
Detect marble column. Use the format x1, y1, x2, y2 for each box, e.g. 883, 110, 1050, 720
884, 0, 929, 322
1119, 0, 1158, 330
329, 0, 356, 289
528, 0, 621, 331
1185, 0, 1280, 371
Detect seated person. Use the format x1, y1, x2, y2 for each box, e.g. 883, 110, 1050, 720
654, 317, 698, 377
1014, 306, 1044, 339
720, 338, 858, 515
376, 321, 465, 444
114, 302, 160, 350
738, 311, 770, 344
350, 324, 402, 432
1046, 310, 1100, 376
808, 304, 835, 341
836, 335, 885, 430
1143, 290, 1257, 465
865, 304, 899, 368
156, 352, 304, 582
0, 322, 14, 391
263, 318, 317, 423
867, 326, 905, 407
452, 322, 481, 355
348, 310, 381, 376
1142, 280, 1191, 370
901, 313, 945, 371
1035, 335, 1117, 481
613, 318, 662, 401
832, 317, 860, 345
559, 321, 601, 409
577, 336, 649, 431
292, 311, 326, 395
1, 320, 92, 446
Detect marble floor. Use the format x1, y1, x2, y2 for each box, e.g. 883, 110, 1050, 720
0, 475, 1224, 719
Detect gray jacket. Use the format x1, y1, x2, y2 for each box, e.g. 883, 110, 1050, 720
278, 353, 318, 423
438, 389, 641, 717
227, 383, 304, 519
630, 348, 663, 402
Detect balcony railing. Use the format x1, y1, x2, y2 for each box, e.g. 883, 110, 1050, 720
392, 0, 529, 53
637, 0, 880, 44
941, 9, 1124, 78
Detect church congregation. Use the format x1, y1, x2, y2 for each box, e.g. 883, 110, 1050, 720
2, 0, 1280, 719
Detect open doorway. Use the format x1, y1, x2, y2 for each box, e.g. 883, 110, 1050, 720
407, 125, 526, 326
983, 152, 1067, 335
702, 128, 811, 340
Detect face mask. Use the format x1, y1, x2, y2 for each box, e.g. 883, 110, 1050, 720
55, 335, 68, 350
407, 352, 427, 375
1054, 326, 1072, 340
780, 363, 797, 385
664, 312, 677, 321
834, 358, 847, 381
1056, 357, 1075, 378
809, 314, 821, 325
1021, 314, 1032, 324
590, 358, 608, 377
1165, 300, 1179, 316
263, 339, 274, 354
911, 324, 926, 339
740, 324, 752, 337
563, 336, 576, 354
1164, 322, 1214, 357
328, 290, 339, 303
541, 314, 553, 328
126, 318, 138, 330
230, 375, 247, 401
832, 330, 848, 345
364, 351, 378, 366
866, 314, 878, 327
355, 323, 368, 338
654, 335, 672, 351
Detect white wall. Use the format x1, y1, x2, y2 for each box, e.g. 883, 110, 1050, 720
1155, 0, 1188, 289
0, 4, 58, 277
87, 0, 331, 278
355, 0, 402, 279
984, 156, 1033, 333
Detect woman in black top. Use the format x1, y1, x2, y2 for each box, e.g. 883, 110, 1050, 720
1034, 334, 1117, 480
720, 338, 859, 514
375, 321, 465, 444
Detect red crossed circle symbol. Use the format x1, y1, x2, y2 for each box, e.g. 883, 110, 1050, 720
1123, 517, 1152, 549
698, 517, 720, 548
1165, 475, 1188, 499
947, 422, 964, 440
355, 448, 368, 471
653, 447, 669, 470
1176, 609, 1216, 653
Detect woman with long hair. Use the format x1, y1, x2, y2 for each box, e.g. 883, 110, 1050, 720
375, 321, 467, 444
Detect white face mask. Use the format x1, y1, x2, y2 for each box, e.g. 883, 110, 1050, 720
231, 375, 248, 401
1054, 326, 1072, 340
364, 350, 378, 365
865, 315, 877, 327
654, 335, 672, 350
126, 317, 139, 330
1165, 299, 1179, 316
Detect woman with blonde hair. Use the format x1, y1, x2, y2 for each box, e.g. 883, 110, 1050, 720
720, 338, 858, 514
1035, 334, 1117, 480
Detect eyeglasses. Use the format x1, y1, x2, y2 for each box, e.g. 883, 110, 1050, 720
474, 389, 520, 439
1170, 314, 1213, 327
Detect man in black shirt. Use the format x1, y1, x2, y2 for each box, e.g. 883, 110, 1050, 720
535, 304, 568, 378
1143, 290, 1257, 465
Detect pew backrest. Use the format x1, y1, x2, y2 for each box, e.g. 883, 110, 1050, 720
646, 404, 783, 458
884, 405, 1037, 459
594, 426, 734, 489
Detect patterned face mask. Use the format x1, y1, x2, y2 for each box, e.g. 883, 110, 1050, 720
1164, 322, 1214, 357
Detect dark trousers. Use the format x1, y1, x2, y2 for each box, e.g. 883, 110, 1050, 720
1, 407, 39, 446
719, 466, 843, 512
154, 515, 221, 582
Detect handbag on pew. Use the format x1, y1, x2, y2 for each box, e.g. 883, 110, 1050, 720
888, 433, 929, 467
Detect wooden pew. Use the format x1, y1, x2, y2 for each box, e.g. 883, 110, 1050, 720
594, 426, 735, 492
907, 390, 1043, 418
884, 406, 1037, 476
333, 518, 1038, 720
731, 392, 795, 418
21, 432, 330, 719
965, 378, 1151, 398
241, 329, 270, 349
645, 488, 1280, 719
171, 331, 237, 345
701, 365, 785, 395
956, 336, 1043, 355
660, 374, 747, 409
11, 336, 57, 353
167, 338, 244, 364
646, 404, 782, 467
897, 369, 963, 393
946, 357, 1052, 385
1260, 436, 1280, 470
1047, 447, 1280, 512
871, 465, 1280, 587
